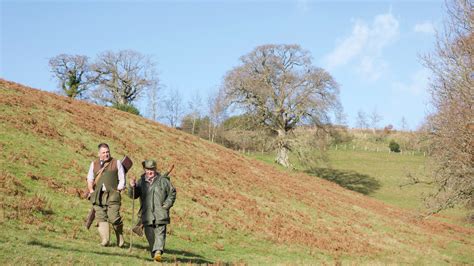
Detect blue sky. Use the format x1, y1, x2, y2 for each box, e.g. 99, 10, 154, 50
1, 0, 444, 129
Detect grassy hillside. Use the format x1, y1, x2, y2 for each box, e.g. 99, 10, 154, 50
251, 150, 471, 227
0, 79, 473, 264
324, 150, 471, 223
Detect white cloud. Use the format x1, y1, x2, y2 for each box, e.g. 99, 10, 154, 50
323, 12, 399, 81
323, 20, 369, 70
413, 21, 435, 35
357, 56, 387, 82
392, 69, 430, 96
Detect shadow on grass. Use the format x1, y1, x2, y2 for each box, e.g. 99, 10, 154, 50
306, 167, 381, 195
27, 240, 143, 259
131, 242, 214, 264
28, 240, 214, 264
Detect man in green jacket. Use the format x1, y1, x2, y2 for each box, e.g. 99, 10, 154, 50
129, 160, 177, 262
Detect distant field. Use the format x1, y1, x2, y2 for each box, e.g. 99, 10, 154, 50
249, 150, 471, 226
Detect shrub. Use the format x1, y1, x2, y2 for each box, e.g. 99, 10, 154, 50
112, 103, 140, 116
389, 140, 400, 153
330, 126, 353, 144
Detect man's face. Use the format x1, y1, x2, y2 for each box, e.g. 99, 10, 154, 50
98, 147, 110, 161
145, 168, 156, 178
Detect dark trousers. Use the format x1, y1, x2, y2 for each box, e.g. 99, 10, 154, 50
144, 224, 167, 256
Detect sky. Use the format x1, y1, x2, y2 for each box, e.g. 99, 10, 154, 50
1, 0, 446, 130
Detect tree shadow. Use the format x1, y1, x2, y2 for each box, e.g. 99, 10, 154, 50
306, 167, 381, 195
28, 240, 214, 264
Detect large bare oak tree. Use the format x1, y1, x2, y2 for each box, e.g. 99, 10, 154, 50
221, 44, 340, 167
92, 50, 156, 105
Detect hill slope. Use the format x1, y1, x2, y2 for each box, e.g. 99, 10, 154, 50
0, 79, 472, 264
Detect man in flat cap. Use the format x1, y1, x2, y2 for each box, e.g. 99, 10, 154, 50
129, 159, 176, 262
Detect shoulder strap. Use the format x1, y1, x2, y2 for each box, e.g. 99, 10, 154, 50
94, 161, 111, 187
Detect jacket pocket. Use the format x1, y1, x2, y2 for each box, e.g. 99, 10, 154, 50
155, 207, 170, 223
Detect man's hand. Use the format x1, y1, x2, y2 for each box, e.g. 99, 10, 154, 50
130, 177, 136, 187
86, 190, 94, 200
87, 180, 95, 198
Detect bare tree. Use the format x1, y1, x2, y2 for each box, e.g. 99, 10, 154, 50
187, 92, 202, 135
421, 0, 473, 217
207, 90, 227, 142
147, 78, 162, 121
92, 50, 156, 106
369, 108, 383, 134
400, 116, 409, 131
162, 87, 184, 128
49, 54, 92, 98
221, 44, 340, 167
356, 110, 369, 129
334, 103, 348, 126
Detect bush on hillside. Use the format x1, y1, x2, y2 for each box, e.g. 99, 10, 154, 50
389, 140, 400, 153
221, 114, 262, 131
294, 128, 330, 169
329, 126, 354, 145
372, 124, 395, 142
112, 103, 141, 116
180, 115, 213, 139
220, 129, 273, 152
383, 124, 394, 135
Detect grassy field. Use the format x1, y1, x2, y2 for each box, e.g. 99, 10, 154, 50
249, 149, 471, 226
1, 79, 473, 264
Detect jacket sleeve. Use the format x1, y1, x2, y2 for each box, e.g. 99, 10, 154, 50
162, 179, 176, 210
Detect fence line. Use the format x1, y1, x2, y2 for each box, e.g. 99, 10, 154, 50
239, 146, 427, 157
331, 144, 426, 156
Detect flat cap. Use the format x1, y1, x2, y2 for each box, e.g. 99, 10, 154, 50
142, 160, 157, 169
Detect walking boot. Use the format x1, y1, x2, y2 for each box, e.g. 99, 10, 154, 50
98, 222, 110, 246
113, 223, 125, 247
153, 250, 162, 262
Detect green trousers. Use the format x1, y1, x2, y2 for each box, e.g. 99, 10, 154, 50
144, 224, 167, 257
93, 191, 122, 225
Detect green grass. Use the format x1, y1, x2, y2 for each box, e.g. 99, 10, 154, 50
325, 150, 428, 208
248, 150, 471, 226
0, 125, 338, 264
0, 128, 312, 264
1, 81, 473, 265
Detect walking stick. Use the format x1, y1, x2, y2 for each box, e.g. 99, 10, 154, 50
129, 182, 135, 252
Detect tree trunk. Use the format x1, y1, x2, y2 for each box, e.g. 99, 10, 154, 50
192, 118, 196, 135
117, 96, 127, 105
208, 123, 213, 142
275, 129, 290, 168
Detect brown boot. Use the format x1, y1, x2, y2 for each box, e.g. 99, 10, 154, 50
98, 222, 110, 246
113, 223, 124, 247
153, 251, 162, 262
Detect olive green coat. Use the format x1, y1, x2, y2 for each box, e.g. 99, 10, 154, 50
128, 174, 176, 225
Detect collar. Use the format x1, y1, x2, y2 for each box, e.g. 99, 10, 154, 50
145, 174, 158, 184
100, 157, 112, 166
